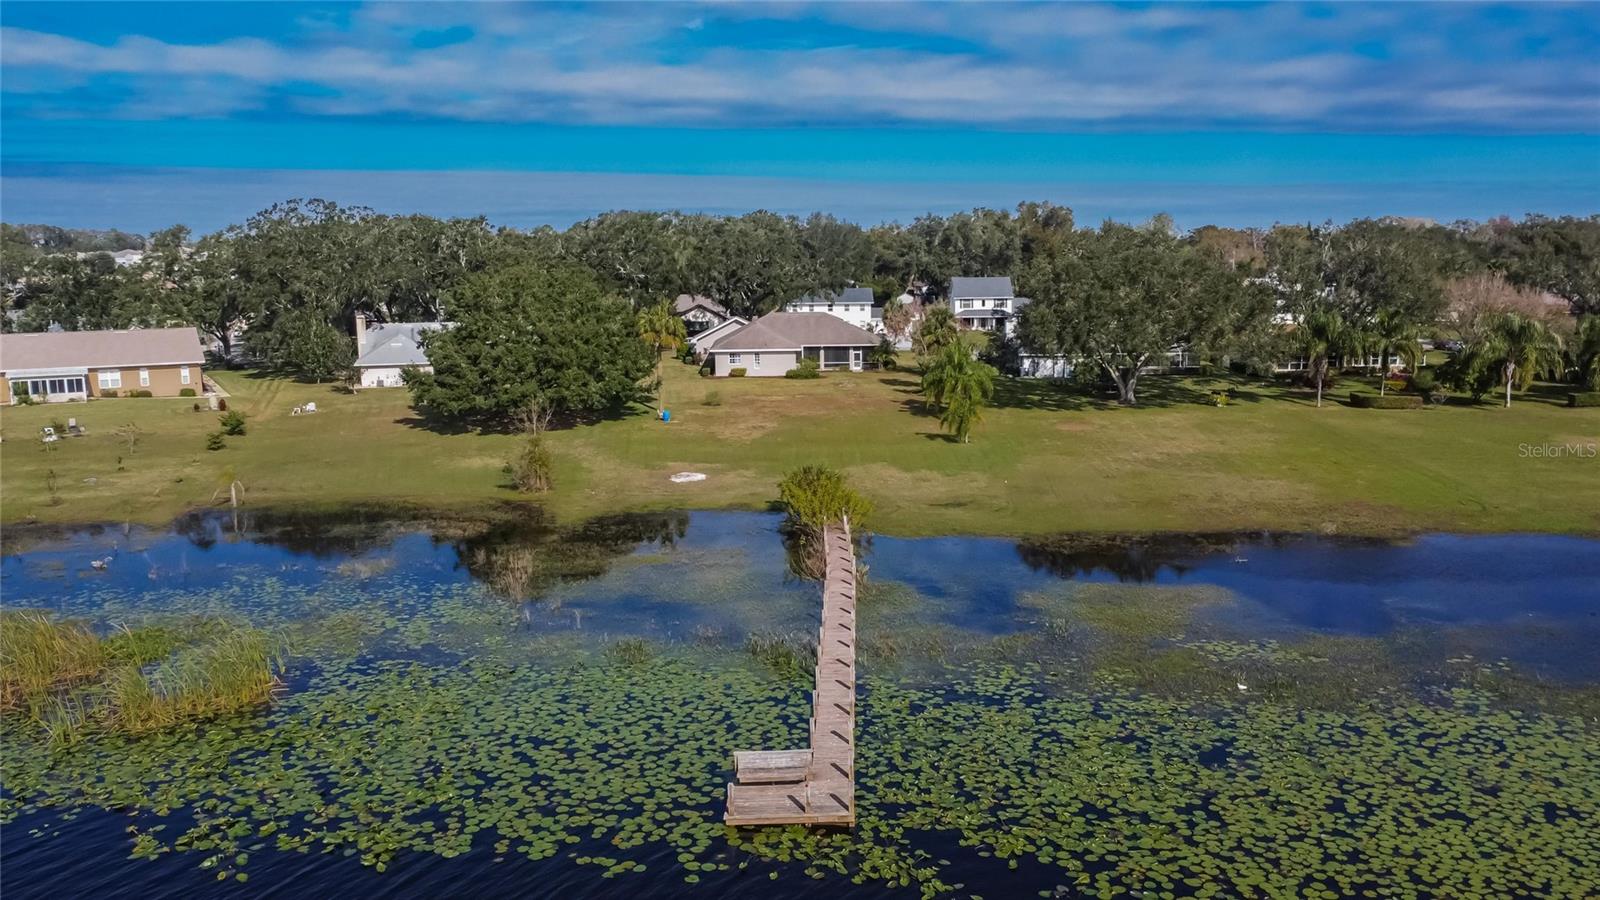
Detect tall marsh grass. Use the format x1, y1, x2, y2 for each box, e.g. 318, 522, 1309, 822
0, 611, 282, 742
0, 611, 106, 716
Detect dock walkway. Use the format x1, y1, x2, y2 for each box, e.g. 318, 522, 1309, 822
724, 521, 857, 827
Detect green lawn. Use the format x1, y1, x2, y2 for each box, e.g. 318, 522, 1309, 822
2, 364, 1596, 536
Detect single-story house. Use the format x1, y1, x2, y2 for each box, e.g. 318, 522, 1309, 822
354, 314, 448, 388
687, 315, 749, 354
784, 287, 878, 331
950, 276, 1029, 336
707, 312, 879, 377
673, 294, 734, 336
1, 326, 205, 404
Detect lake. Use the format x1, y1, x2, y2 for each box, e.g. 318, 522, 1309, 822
2, 510, 1597, 898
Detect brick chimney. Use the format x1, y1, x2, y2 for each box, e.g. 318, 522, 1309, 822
355, 313, 367, 355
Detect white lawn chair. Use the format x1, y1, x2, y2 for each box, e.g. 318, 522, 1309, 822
40, 427, 59, 443
290, 405, 303, 416
304, 401, 318, 414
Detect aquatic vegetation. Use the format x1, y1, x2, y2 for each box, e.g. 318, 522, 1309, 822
5, 514, 1600, 897
4, 657, 1597, 898
0, 612, 282, 742
743, 631, 814, 681
0, 611, 106, 716
605, 637, 652, 666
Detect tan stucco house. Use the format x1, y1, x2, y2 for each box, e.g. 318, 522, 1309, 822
1, 327, 205, 403
707, 312, 878, 377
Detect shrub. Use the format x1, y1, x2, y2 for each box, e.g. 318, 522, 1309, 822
217, 397, 228, 412
785, 357, 822, 380
192, 402, 202, 413
129, 389, 154, 398
729, 367, 747, 377
179, 388, 197, 397
218, 410, 246, 436
1568, 392, 1600, 408
205, 432, 226, 451
1350, 393, 1423, 409
777, 465, 871, 535
507, 433, 554, 492
100, 389, 118, 398
1409, 369, 1437, 393
701, 390, 723, 407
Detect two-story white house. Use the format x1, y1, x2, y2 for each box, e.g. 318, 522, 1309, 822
784, 287, 878, 332
950, 276, 1028, 336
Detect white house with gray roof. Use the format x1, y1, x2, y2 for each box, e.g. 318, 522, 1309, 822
353, 314, 448, 388
783, 287, 879, 331
950, 276, 1028, 336
707, 312, 878, 377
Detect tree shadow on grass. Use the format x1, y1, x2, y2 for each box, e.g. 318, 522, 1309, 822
920, 432, 960, 443
899, 398, 939, 418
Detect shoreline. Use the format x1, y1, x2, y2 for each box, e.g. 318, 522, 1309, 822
6, 498, 1600, 551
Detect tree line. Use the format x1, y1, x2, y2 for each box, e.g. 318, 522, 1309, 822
3, 200, 1597, 422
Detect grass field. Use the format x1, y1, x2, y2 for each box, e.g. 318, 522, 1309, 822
2, 361, 1597, 536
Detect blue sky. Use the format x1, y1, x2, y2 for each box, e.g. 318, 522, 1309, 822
2, 1, 1597, 232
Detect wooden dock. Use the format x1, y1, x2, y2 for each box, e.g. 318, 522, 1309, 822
724, 520, 857, 827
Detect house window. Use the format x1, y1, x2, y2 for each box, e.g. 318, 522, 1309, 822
960, 300, 974, 310
180, 366, 191, 385
98, 370, 122, 390
753, 353, 762, 368
139, 368, 150, 387
729, 353, 742, 366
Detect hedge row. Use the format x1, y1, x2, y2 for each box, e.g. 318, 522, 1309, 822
1568, 392, 1600, 408
1350, 393, 1423, 409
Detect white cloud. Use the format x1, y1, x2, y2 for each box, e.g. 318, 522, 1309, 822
2, 2, 1596, 130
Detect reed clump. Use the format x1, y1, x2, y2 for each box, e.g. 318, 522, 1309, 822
0, 611, 106, 717
743, 631, 815, 681
0, 611, 282, 742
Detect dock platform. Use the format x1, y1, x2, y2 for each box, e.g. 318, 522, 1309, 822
725, 521, 857, 827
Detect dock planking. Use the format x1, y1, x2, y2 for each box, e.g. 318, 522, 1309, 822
725, 520, 857, 827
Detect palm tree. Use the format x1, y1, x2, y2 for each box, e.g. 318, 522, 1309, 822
636, 299, 687, 411
922, 343, 995, 443
913, 303, 958, 359
1298, 309, 1365, 408
1479, 312, 1564, 408
1369, 308, 1424, 396
1568, 316, 1600, 391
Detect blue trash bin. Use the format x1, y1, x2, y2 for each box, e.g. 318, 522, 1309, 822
661, 409, 671, 423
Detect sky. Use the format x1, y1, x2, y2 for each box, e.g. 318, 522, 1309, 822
2, 1, 1597, 233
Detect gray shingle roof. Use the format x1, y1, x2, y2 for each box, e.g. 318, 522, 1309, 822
791, 287, 875, 306
949, 276, 1015, 300
713, 313, 879, 352
0, 326, 204, 371
356, 322, 448, 368
673, 294, 728, 317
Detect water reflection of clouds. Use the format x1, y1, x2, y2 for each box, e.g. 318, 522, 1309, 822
4, 512, 1596, 676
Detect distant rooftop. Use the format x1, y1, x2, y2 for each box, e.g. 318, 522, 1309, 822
791, 287, 875, 306
0, 326, 204, 371
356, 321, 449, 368
949, 276, 1015, 300
714, 312, 878, 351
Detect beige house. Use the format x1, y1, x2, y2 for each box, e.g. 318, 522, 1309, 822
707, 312, 878, 377
1, 327, 205, 404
